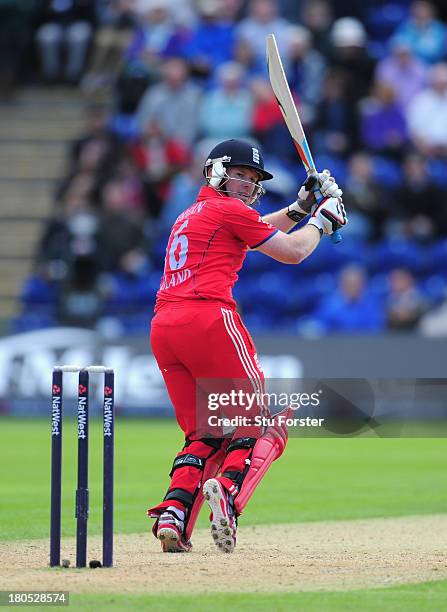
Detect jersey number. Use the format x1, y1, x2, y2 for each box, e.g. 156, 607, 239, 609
168, 220, 189, 271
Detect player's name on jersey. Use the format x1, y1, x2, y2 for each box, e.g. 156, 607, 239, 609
177, 201, 205, 223
159, 268, 191, 290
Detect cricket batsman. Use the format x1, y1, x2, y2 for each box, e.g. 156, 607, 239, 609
148, 139, 347, 553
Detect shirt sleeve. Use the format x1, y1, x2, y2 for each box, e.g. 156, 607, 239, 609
222, 198, 278, 249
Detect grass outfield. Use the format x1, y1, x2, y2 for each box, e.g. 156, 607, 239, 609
69, 581, 447, 611
0, 418, 446, 610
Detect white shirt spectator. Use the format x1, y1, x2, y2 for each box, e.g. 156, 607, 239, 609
406, 63, 447, 150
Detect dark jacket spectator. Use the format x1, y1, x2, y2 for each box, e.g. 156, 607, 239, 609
286, 24, 326, 118
328, 17, 375, 106
343, 152, 388, 240
392, 153, 447, 239
314, 68, 359, 156
35, 0, 97, 82
387, 268, 428, 330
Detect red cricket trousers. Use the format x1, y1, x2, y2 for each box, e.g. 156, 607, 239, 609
150, 301, 267, 515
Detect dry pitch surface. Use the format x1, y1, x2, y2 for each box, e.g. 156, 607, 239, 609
1, 515, 446, 594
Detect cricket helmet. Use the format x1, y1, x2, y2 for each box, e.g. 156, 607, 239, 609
203, 139, 273, 182
203, 139, 273, 205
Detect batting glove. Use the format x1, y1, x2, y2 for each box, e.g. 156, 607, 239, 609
286, 174, 319, 222
287, 170, 343, 223
308, 197, 348, 236
318, 169, 343, 199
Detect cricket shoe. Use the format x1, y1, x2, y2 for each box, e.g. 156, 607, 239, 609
203, 478, 237, 553
156, 509, 192, 553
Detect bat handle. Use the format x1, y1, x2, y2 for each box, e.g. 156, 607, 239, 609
332, 230, 342, 244
312, 183, 343, 245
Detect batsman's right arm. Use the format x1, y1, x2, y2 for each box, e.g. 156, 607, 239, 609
256, 197, 348, 264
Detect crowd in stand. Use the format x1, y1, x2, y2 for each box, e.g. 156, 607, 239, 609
8, 0, 447, 335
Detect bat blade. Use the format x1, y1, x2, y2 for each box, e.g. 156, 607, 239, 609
266, 33, 342, 244
266, 34, 315, 174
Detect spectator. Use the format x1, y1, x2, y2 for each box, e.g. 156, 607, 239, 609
375, 38, 427, 113
35, 0, 97, 84
130, 119, 189, 218
406, 63, 447, 156
52, 172, 96, 231
329, 17, 375, 106
81, 0, 138, 95
183, 0, 236, 81
313, 265, 384, 334
69, 104, 118, 166
251, 78, 295, 160
391, 153, 447, 239
287, 24, 327, 118
125, 0, 190, 69
96, 179, 148, 271
198, 62, 253, 140
37, 180, 95, 268
113, 155, 146, 218
394, 0, 446, 65
161, 147, 205, 233
359, 81, 408, 158
313, 68, 359, 156
300, 0, 333, 59
136, 57, 201, 146
235, 0, 291, 76
57, 251, 103, 326
0, 1, 40, 96
343, 152, 388, 240
279, 0, 303, 23
386, 268, 427, 330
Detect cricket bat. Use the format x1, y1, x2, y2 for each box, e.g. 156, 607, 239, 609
266, 33, 342, 243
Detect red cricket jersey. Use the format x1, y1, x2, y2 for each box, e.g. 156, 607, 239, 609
155, 186, 277, 311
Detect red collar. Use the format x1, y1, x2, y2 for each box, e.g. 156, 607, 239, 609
197, 185, 226, 201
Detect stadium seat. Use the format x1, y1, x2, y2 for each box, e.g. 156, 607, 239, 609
366, 4, 409, 42
422, 275, 447, 305
428, 159, 447, 187
426, 239, 447, 276
314, 155, 347, 185
371, 156, 402, 188
367, 238, 425, 274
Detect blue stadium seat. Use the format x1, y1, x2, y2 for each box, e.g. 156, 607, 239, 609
20, 275, 57, 307
369, 273, 390, 301
428, 159, 447, 187
298, 238, 345, 275
151, 237, 168, 268
426, 239, 447, 276
314, 155, 348, 185
371, 156, 402, 188
242, 311, 275, 333
11, 313, 56, 333
367, 238, 425, 274
422, 275, 447, 305
366, 4, 409, 42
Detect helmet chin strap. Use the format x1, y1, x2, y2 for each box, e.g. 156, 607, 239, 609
206, 158, 265, 206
